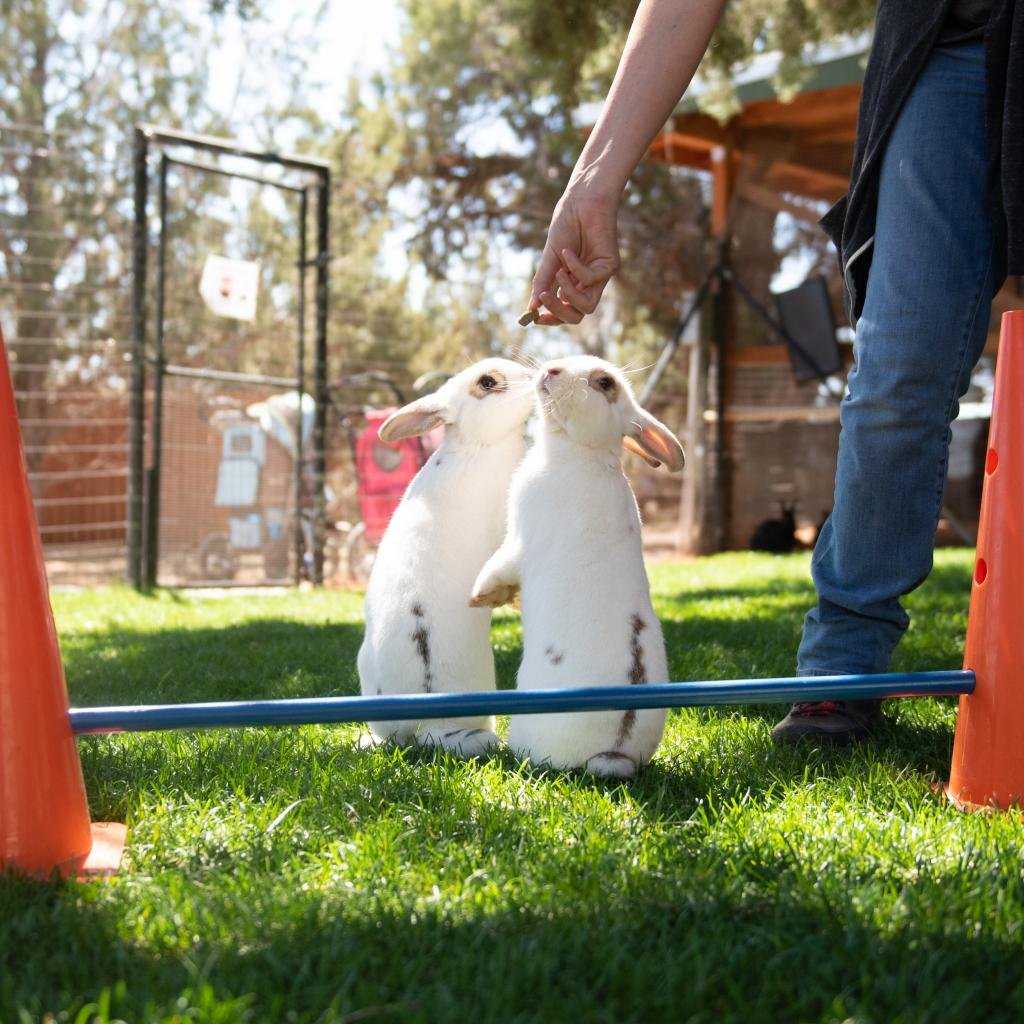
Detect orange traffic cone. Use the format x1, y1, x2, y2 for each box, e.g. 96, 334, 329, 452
0, 327, 125, 875
946, 310, 1024, 811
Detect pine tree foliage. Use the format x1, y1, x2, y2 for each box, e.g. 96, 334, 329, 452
366, 0, 875, 356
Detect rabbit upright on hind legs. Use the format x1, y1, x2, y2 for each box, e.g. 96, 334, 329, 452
358, 358, 534, 757
471, 356, 684, 778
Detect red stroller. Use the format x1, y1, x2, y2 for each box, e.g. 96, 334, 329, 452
329, 372, 445, 582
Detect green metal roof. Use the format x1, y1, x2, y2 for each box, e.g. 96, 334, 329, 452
676, 46, 869, 114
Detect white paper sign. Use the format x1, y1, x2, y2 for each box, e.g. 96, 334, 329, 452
199, 254, 260, 321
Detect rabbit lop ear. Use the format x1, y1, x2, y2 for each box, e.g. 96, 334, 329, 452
622, 436, 663, 468
379, 396, 448, 443
626, 408, 685, 472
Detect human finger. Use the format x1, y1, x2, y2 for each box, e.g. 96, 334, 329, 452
539, 288, 583, 325
530, 243, 567, 307
533, 311, 564, 326
555, 268, 599, 315
560, 246, 617, 289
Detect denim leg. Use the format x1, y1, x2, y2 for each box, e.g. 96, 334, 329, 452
798, 43, 995, 677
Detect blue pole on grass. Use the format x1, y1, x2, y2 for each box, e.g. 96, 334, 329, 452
68, 670, 975, 735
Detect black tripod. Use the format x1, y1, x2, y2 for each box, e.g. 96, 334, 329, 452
639, 242, 977, 548
638, 241, 842, 407
638, 240, 843, 553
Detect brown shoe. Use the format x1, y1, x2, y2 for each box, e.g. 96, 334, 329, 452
771, 699, 882, 746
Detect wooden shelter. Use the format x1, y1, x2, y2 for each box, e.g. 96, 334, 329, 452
651, 49, 862, 214
640, 42, 1021, 552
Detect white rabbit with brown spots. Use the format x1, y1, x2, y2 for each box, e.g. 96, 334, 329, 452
470, 355, 684, 778
357, 358, 535, 757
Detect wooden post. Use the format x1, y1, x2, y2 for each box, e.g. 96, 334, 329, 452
676, 333, 704, 554
709, 143, 736, 552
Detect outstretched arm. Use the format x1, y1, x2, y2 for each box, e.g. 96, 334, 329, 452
529, 0, 727, 325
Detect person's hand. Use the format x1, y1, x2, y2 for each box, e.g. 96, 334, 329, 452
528, 191, 621, 326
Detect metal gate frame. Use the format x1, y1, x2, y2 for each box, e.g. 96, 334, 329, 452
127, 125, 330, 588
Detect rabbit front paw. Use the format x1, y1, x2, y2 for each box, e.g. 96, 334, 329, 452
469, 579, 519, 607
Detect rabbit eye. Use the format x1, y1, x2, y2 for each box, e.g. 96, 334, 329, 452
470, 370, 507, 399
588, 370, 619, 401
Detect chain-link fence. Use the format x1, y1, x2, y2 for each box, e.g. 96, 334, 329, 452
1, 122, 134, 584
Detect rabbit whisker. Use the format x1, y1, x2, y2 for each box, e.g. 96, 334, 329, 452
540, 390, 570, 419
508, 349, 545, 372
620, 360, 657, 376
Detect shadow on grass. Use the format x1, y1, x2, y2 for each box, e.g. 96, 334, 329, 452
667, 558, 968, 612
665, 558, 969, 606
665, 578, 815, 604
63, 608, 960, 815
63, 618, 367, 706
523, 711, 956, 820
3, 819, 1021, 1023
650, 723, 953, 805
60, 552, 971, 711
661, 614, 802, 676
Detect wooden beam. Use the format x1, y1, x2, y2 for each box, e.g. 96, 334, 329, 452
796, 125, 860, 145
710, 144, 735, 236
665, 111, 732, 147
647, 134, 712, 171
735, 181, 829, 227
762, 162, 850, 202
738, 85, 862, 131
737, 134, 854, 176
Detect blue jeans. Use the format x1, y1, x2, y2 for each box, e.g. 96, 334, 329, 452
797, 41, 995, 678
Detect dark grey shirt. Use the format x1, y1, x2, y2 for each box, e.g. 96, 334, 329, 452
820, 0, 1021, 325
938, 0, 992, 43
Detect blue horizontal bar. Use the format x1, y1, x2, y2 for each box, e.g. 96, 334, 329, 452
68, 670, 974, 735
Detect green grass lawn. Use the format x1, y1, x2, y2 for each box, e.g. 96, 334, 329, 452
4, 550, 1024, 1023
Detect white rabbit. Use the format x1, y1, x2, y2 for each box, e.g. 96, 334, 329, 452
470, 355, 684, 779
357, 358, 535, 757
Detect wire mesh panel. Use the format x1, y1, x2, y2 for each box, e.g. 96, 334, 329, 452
130, 134, 328, 588
156, 161, 304, 383
0, 123, 133, 584
148, 159, 305, 585
155, 375, 308, 586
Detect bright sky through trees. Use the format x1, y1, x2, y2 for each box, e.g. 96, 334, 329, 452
203, 1, 402, 140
